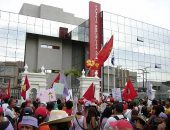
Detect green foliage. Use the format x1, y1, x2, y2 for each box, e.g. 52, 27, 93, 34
64, 68, 81, 77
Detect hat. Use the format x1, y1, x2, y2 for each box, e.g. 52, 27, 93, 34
35, 106, 47, 118
0, 107, 3, 114
20, 116, 38, 128
23, 107, 33, 116
91, 103, 97, 107
41, 110, 74, 125
109, 120, 133, 129
133, 115, 147, 124
159, 112, 168, 119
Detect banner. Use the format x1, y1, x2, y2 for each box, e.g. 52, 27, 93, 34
112, 88, 122, 102
39, 88, 56, 102
53, 83, 64, 95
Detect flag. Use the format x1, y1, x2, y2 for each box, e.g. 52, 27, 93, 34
51, 73, 60, 88
85, 35, 114, 70
122, 80, 138, 101
97, 35, 114, 66
21, 75, 30, 100
51, 73, 69, 97
83, 83, 95, 100
7, 80, 10, 98
59, 73, 69, 97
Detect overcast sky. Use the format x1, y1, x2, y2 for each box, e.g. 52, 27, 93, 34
0, 0, 170, 30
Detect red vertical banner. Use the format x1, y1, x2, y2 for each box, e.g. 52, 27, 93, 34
89, 1, 102, 77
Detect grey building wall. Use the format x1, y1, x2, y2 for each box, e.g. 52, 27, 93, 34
19, 3, 85, 25
37, 36, 62, 71
25, 34, 38, 72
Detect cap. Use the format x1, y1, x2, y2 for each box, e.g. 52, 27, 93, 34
21, 116, 38, 128
35, 106, 47, 118
159, 112, 168, 119
0, 107, 3, 114
23, 107, 34, 116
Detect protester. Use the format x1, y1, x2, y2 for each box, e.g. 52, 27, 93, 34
100, 107, 112, 130
104, 102, 125, 130
40, 110, 74, 130
63, 100, 73, 116
86, 106, 99, 130
133, 115, 147, 130
4, 98, 17, 129
73, 111, 87, 130
20, 116, 38, 130
0, 107, 14, 130
35, 106, 50, 130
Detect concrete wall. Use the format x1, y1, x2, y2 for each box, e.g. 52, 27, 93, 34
37, 36, 62, 70
25, 34, 38, 72
19, 3, 85, 25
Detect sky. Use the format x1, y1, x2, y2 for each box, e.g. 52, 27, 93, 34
0, 0, 170, 30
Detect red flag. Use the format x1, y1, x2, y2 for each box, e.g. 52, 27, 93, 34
50, 73, 60, 88
83, 83, 95, 100
86, 35, 114, 70
122, 80, 138, 101
21, 75, 30, 100
7, 80, 10, 98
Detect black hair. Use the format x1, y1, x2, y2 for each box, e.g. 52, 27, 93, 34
8, 98, 15, 105
115, 103, 123, 113
58, 103, 64, 110
57, 99, 61, 104
100, 107, 112, 123
46, 102, 55, 111
86, 107, 98, 124
65, 101, 73, 109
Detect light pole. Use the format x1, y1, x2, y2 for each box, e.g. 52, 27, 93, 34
138, 66, 150, 91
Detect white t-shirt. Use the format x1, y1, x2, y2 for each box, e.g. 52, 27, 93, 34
2, 103, 8, 113
104, 114, 125, 130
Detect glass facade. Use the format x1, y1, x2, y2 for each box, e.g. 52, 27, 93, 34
0, 10, 77, 92
102, 11, 170, 97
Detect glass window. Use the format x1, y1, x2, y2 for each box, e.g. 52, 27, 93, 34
6, 57, 16, 61
0, 20, 9, 29
0, 38, 7, 47
131, 20, 137, 27
27, 16, 35, 25
137, 21, 142, 29
18, 23, 26, 32
9, 22, 18, 30
0, 56, 5, 61
103, 21, 111, 30
6, 48, 16, 57
10, 13, 18, 22
118, 16, 124, 24
17, 32, 26, 40
132, 27, 137, 35
125, 26, 131, 34
148, 25, 154, 32
119, 50, 126, 59
16, 49, 24, 59
8, 30, 17, 39
118, 24, 124, 33
119, 33, 125, 42
111, 22, 118, 32
7, 39, 16, 48
126, 34, 131, 43
1, 11, 9, 20
16, 40, 25, 49
43, 20, 50, 28
19, 15, 27, 23
27, 25, 35, 33
0, 47, 6, 56
0, 29, 8, 38
35, 18, 43, 26
110, 14, 117, 23
125, 18, 131, 26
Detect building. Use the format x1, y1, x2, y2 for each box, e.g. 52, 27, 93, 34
0, 2, 170, 99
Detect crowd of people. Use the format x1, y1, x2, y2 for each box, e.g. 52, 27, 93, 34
1, 95, 170, 130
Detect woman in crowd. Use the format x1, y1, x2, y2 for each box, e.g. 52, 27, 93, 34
86, 107, 99, 130
100, 107, 112, 130
73, 111, 87, 130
